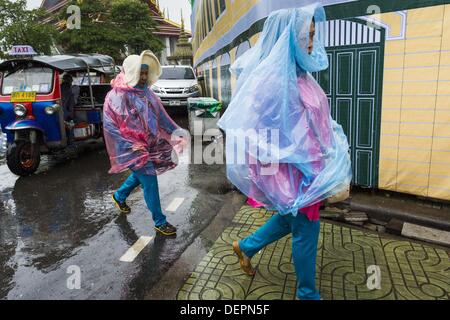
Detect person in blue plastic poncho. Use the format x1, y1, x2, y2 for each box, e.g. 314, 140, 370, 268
103, 51, 188, 236
217, 4, 352, 300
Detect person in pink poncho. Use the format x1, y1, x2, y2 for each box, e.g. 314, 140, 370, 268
218, 4, 352, 300
103, 51, 187, 236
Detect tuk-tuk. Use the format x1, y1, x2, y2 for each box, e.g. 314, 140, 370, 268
0, 51, 116, 176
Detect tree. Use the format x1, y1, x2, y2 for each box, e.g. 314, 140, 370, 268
57, 0, 164, 63
110, 0, 164, 57
0, 0, 57, 58
56, 0, 120, 60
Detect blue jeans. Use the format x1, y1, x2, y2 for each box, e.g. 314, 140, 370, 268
239, 213, 321, 300
114, 168, 167, 227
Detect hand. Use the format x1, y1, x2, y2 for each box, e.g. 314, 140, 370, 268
178, 137, 188, 148
172, 135, 188, 147
132, 143, 147, 152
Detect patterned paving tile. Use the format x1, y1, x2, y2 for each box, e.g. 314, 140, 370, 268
177, 205, 450, 300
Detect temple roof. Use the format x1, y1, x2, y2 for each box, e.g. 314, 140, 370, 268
146, 0, 191, 38
41, 0, 191, 38
168, 16, 193, 61
41, 0, 68, 12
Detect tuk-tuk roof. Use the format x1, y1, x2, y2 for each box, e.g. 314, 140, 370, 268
36, 54, 116, 73
0, 54, 116, 75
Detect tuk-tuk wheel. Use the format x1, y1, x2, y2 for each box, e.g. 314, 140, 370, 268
6, 140, 41, 176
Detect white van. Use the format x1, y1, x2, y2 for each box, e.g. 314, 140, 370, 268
151, 65, 201, 108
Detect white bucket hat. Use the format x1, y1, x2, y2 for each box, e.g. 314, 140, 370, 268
122, 50, 162, 87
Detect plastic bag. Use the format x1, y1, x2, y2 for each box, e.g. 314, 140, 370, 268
218, 3, 352, 216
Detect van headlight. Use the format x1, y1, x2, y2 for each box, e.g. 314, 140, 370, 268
45, 104, 60, 115
14, 104, 27, 117
188, 85, 200, 93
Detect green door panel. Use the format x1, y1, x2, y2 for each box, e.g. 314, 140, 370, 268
359, 50, 377, 95
357, 98, 374, 148
337, 52, 353, 95
336, 98, 352, 145
318, 53, 333, 95
355, 150, 372, 186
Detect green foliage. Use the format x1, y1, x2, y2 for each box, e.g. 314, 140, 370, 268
0, 0, 57, 58
57, 0, 164, 63
110, 0, 164, 56
56, 0, 118, 59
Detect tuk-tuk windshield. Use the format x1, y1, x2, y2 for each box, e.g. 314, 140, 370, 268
1, 66, 54, 95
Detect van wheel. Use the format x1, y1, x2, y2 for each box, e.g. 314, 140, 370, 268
6, 141, 40, 176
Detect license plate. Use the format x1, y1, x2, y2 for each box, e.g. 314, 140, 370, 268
11, 91, 36, 103
169, 100, 181, 106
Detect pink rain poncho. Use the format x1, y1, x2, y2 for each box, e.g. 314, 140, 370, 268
218, 4, 352, 218
103, 72, 186, 176
246, 73, 333, 221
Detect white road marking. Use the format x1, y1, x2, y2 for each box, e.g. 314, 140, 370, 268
166, 197, 185, 212
119, 236, 154, 262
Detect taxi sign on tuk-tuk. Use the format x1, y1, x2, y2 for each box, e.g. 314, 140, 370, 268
10, 91, 37, 103
8, 45, 38, 57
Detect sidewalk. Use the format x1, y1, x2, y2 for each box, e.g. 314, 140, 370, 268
177, 205, 450, 300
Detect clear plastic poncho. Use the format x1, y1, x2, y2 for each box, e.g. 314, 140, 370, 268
103, 72, 186, 175
217, 3, 352, 216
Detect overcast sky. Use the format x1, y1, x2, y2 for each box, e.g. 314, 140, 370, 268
26, 0, 192, 31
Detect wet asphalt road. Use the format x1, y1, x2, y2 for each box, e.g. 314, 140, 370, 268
0, 112, 233, 299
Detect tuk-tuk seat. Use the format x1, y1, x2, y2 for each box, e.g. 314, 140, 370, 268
76, 84, 111, 108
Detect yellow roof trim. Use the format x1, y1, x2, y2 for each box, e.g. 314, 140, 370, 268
163, 18, 192, 34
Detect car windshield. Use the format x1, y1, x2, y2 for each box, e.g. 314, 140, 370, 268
1, 66, 54, 95
160, 67, 195, 80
